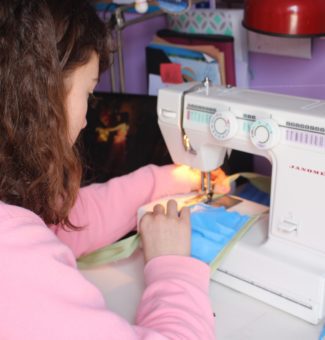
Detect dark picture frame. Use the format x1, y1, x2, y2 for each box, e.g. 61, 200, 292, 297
80, 92, 172, 185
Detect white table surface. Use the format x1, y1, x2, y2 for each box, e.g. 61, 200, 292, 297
81, 250, 322, 340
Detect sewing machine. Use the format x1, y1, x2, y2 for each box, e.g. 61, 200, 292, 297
156, 81, 325, 325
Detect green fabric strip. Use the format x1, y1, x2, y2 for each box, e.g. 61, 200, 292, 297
77, 233, 140, 270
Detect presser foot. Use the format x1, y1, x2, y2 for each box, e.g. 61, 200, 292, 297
183, 192, 243, 211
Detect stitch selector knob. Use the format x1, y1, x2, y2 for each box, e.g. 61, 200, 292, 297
250, 119, 280, 149
210, 111, 238, 141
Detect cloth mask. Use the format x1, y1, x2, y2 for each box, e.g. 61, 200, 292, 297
190, 203, 250, 263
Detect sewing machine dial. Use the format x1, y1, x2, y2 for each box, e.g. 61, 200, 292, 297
250, 119, 280, 149
209, 111, 238, 140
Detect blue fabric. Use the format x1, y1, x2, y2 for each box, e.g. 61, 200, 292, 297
320, 325, 325, 340
190, 204, 250, 263
236, 183, 270, 206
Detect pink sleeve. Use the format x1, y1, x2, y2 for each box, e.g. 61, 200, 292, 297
136, 256, 216, 339
0, 205, 215, 339
54, 164, 198, 258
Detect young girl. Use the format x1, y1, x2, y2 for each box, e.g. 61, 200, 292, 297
0, 1, 225, 338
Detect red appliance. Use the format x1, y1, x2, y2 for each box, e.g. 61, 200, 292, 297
243, 0, 325, 37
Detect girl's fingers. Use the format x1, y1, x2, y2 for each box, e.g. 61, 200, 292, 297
153, 204, 165, 215
179, 206, 190, 223
166, 200, 178, 217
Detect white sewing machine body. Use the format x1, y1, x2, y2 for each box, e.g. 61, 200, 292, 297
157, 82, 325, 324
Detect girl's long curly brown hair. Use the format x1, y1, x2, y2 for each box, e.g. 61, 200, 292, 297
0, 0, 110, 229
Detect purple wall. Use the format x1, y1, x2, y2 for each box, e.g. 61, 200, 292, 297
249, 37, 325, 174
98, 24, 325, 100
249, 38, 325, 100
96, 14, 167, 94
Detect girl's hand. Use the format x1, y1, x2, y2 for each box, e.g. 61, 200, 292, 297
139, 200, 191, 264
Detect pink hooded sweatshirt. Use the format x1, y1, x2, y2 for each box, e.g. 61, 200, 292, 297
0, 164, 215, 339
